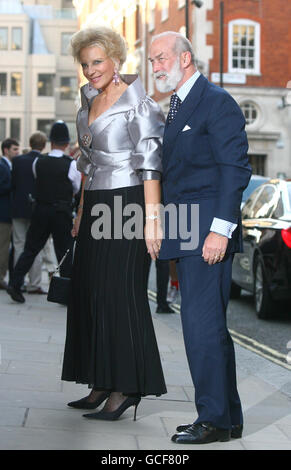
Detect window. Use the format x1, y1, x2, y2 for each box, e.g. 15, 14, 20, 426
0, 28, 8, 50
60, 76, 78, 100
273, 196, 284, 220
0, 73, 7, 95
38, 74, 54, 96
37, 119, 54, 137
251, 185, 278, 219
240, 102, 258, 125
10, 118, 20, 140
11, 72, 22, 96
11, 28, 22, 50
228, 19, 260, 74
148, 0, 155, 32
0, 118, 6, 141
61, 32, 73, 55
242, 186, 261, 220
161, 0, 169, 22
249, 154, 266, 176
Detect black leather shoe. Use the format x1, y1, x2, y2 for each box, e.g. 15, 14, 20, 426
156, 303, 175, 314
230, 424, 243, 439
7, 286, 25, 303
172, 422, 230, 444
67, 391, 110, 410
176, 422, 243, 439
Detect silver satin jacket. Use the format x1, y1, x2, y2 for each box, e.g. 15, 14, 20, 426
76, 74, 165, 190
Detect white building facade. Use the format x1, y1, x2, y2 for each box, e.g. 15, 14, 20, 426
0, 0, 78, 150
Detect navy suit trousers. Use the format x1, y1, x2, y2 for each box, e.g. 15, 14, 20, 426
176, 254, 243, 429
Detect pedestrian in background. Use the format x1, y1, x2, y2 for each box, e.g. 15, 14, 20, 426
11, 131, 48, 294
0, 138, 20, 290
7, 121, 81, 303
167, 260, 180, 304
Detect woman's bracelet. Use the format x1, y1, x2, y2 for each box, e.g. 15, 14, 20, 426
145, 214, 159, 220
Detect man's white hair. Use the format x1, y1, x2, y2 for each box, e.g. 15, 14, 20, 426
151, 31, 195, 64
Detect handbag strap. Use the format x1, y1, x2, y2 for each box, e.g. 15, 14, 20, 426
54, 239, 76, 275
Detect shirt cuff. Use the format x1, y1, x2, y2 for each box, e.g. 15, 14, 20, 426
210, 217, 237, 239
141, 170, 161, 181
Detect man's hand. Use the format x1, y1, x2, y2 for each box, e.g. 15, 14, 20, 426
202, 232, 228, 265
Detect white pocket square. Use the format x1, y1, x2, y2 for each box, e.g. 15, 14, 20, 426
182, 125, 191, 132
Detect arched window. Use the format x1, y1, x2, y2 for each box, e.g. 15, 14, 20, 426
240, 101, 259, 125
228, 19, 260, 75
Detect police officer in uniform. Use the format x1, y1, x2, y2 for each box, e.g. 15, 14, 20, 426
7, 121, 81, 303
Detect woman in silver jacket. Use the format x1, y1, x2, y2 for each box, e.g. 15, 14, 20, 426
61, 26, 167, 421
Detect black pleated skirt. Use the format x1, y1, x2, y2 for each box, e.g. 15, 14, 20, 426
61, 185, 167, 397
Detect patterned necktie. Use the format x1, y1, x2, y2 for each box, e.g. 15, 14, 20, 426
168, 93, 182, 123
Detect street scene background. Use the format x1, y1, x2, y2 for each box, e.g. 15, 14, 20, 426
0, 0, 291, 451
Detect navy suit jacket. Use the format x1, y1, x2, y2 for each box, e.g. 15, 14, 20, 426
0, 157, 12, 223
11, 150, 41, 219
159, 74, 252, 260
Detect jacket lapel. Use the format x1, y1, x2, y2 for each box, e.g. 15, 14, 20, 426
163, 74, 208, 156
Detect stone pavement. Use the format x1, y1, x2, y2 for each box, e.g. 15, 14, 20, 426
0, 270, 291, 450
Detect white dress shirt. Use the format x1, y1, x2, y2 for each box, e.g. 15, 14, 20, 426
32, 149, 81, 195
176, 72, 237, 239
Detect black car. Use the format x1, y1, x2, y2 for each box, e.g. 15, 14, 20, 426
231, 179, 291, 319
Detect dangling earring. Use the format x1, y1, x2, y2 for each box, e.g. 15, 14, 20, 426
88, 82, 92, 91
113, 68, 120, 85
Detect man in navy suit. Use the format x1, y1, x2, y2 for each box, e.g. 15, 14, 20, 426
0, 138, 20, 289
149, 32, 251, 444
11, 131, 48, 293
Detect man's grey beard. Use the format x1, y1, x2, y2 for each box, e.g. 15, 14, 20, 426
154, 57, 184, 93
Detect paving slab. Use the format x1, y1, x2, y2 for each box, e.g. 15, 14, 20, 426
0, 426, 137, 450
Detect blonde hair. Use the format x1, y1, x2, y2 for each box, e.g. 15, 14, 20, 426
70, 26, 127, 68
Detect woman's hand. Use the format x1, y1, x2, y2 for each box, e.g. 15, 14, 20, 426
144, 219, 163, 261
71, 211, 82, 238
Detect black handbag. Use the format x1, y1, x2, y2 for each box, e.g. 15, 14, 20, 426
47, 243, 75, 305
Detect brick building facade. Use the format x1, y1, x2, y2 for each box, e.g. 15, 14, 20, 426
206, 0, 291, 177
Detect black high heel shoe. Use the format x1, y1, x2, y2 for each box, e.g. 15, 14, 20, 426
83, 396, 141, 421
67, 391, 110, 410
